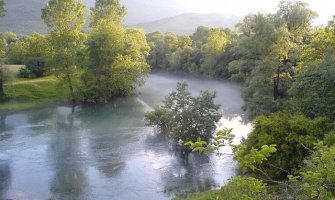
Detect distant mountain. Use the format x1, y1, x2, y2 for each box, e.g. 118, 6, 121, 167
0, 0, 240, 35
0, 0, 49, 35
131, 13, 241, 35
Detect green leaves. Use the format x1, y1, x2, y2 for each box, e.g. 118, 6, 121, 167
235, 112, 334, 179
234, 144, 277, 173
290, 54, 335, 120
42, 0, 86, 101
82, 6, 150, 103
185, 128, 235, 156
145, 82, 222, 148
184, 137, 208, 154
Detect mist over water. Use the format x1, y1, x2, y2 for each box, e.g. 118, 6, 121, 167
0, 73, 252, 200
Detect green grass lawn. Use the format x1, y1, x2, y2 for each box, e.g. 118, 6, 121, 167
0, 65, 67, 112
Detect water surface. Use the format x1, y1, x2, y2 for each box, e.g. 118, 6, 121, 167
0, 73, 252, 200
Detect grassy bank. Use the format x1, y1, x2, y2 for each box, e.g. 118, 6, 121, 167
173, 190, 221, 200
0, 65, 66, 112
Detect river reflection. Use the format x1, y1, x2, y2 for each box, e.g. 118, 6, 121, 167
0, 73, 252, 200
49, 107, 89, 200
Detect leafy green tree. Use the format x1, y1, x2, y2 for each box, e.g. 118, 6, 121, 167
90, 0, 126, 27
276, 1, 317, 35
289, 55, 335, 120
191, 26, 210, 48
230, 1, 316, 118
200, 28, 229, 77
3, 32, 18, 45
235, 112, 334, 179
6, 33, 53, 65
83, 1, 149, 104
0, 0, 5, 17
145, 82, 221, 148
42, 0, 86, 103
0, 33, 7, 97
146, 31, 166, 69
0, 0, 6, 97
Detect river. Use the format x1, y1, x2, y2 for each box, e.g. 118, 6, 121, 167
0, 73, 252, 200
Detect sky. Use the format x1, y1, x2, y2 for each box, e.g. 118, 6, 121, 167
145, 0, 335, 25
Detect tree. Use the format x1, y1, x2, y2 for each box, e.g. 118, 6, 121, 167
90, 0, 126, 27
83, 1, 150, 103
0, 33, 7, 97
0, 0, 6, 97
145, 82, 221, 149
42, 0, 86, 104
0, 0, 5, 17
146, 31, 166, 70
200, 28, 229, 77
230, 1, 317, 118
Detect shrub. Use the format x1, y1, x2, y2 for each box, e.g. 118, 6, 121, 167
25, 58, 47, 77
18, 67, 31, 78
235, 112, 334, 179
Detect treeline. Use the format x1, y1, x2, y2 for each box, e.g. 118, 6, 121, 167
146, 27, 235, 78
0, 0, 150, 104
147, 1, 335, 120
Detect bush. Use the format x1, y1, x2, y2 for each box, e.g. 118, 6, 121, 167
25, 58, 47, 77
235, 112, 334, 179
18, 67, 31, 78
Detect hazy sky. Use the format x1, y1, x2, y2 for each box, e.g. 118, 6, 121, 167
161, 0, 334, 25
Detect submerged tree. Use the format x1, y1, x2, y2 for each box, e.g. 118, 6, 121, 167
42, 0, 86, 104
145, 82, 221, 149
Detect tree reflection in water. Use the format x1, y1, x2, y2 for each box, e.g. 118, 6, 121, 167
49, 107, 88, 200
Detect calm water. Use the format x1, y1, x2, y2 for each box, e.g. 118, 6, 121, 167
0, 73, 252, 200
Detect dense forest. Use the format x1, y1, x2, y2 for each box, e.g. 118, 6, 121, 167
0, 0, 334, 199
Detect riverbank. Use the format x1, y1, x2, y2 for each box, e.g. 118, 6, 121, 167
173, 190, 221, 200
0, 65, 67, 113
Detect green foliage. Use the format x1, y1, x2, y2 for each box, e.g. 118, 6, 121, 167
286, 144, 335, 200
227, 2, 317, 118
145, 82, 221, 147
234, 144, 277, 174
235, 112, 334, 179
42, 0, 86, 102
0, 0, 5, 17
7, 33, 53, 65
25, 58, 47, 77
90, 0, 126, 27
146, 27, 233, 78
185, 128, 234, 156
17, 66, 31, 78
290, 55, 335, 120
83, 2, 150, 104
174, 176, 268, 200
298, 144, 335, 199
219, 176, 268, 200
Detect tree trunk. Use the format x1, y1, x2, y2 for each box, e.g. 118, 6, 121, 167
66, 74, 75, 106
273, 66, 280, 101
0, 77, 5, 98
